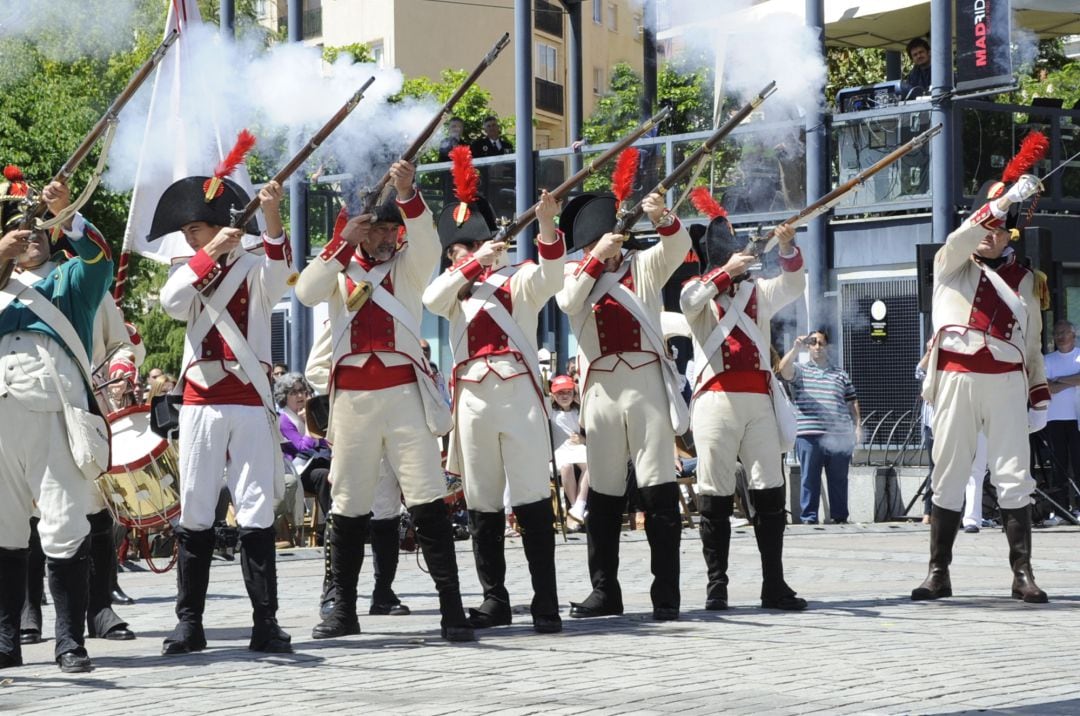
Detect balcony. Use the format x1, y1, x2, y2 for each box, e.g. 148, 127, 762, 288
303, 7, 322, 39
535, 77, 564, 115
535, 0, 563, 38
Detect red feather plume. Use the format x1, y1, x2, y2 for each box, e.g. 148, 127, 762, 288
1002, 131, 1049, 185
689, 186, 727, 220
214, 129, 257, 180
449, 144, 478, 204
612, 147, 639, 204
3, 165, 24, 182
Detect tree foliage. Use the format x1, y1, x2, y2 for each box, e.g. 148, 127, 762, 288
824, 47, 886, 109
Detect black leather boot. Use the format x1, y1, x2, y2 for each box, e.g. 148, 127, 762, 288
1002, 506, 1049, 604
312, 513, 367, 639
698, 494, 734, 610
513, 499, 562, 633
20, 518, 44, 645
569, 490, 626, 618
0, 547, 28, 668
162, 527, 214, 655
911, 506, 961, 600
318, 515, 336, 620
639, 483, 682, 620
410, 500, 475, 642
369, 517, 410, 616
48, 540, 93, 672
751, 487, 807, 610
86, 510, 134, 640
239, 527, 293, 652
466, 510, 512, 628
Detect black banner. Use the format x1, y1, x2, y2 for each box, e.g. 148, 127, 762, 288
956, 0, 1013, 92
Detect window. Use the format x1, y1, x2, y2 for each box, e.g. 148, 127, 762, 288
536, 42, 558, 83
592, 67, 605, 95
593, 0, 602, 24
607, 2, 617, 31
369, 40, 384, 67
633, 14, 642, 41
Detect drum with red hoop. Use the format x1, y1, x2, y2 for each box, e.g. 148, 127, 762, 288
96, 405, 181, 530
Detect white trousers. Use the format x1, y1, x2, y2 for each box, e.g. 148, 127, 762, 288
0, 333, 92, 558
963, 433, 988, 527
372, 460, 404, 520
328, 385, 445, 517
930, 370, 1034, 511
692, 390, 784, 496
456, 375, 552, 513
177, 403, 277, 530
581, 360, 675, 496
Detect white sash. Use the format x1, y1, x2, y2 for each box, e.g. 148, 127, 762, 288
5, 271, 94, 388
978, 261, 1027, 348
454, 267, 542, 383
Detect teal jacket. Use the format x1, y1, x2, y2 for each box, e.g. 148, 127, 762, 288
0, 215, 114, 365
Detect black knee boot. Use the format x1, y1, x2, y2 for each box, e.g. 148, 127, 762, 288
0, 548, 28, 668
370, 516, 410, 615
239, 527, 293, 652
698, 494, 733, 610
312, 513, 368, 639
86, 510, 133, 640
162, 527, 215, 655
1002, 505, 1049, 603
569, 490, 626, 618
410, 500, 475, 642
48, 539, 93, 672
911, 506, 961, 600
513, 499, 562, 633
467, 510, 512, 628
318, 515, 336, 620
639, 483, 682, 620
20, 518, 44, 645
751, 487, 806, 610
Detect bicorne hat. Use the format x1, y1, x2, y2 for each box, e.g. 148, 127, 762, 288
437, 145, 497, 253
688, 186, 743, 272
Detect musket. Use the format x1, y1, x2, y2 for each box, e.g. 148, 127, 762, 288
357, 32, 511, 214
228, 76, 377, 229
0, 30, 180, 290
611, 80, 777, 237
492, 106, 673, 243
745, 122, 943, 256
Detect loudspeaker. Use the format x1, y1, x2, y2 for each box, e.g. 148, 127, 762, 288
916, 243, 942, 314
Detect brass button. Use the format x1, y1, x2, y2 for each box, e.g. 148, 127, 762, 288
388, 341, 394, 348
599, 333, 605, 338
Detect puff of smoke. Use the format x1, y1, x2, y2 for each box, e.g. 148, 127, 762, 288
1008, 23, 1040, 74
0, 0, 142, 62
103, 23, 438, 192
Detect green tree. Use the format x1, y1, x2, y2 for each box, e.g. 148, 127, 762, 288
825, 47, 886, 109
393, 69, 508, 161
323, 43, 374, 65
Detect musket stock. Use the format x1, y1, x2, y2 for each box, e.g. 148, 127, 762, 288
357, 32, 511, 215
611, 81, 777, 237
745, 122, 943, 256
0, 29, 180, 290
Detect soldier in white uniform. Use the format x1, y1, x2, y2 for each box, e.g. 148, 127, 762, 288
555, 189, 690, 621
916, 172, 1050, 603
679, 191, 805, 611
154, 164, 294, 654
295, 161, 474, 643
423, 147, 565, 633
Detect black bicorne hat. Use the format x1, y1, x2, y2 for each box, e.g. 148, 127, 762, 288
147, 176, 259, 241
692, 215, 745, 273
437, 198, 497, 252
560, 193, 617, 253
972, 179, 1017, 230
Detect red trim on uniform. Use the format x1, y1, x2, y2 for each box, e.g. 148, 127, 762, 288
778, 247, 804, 272
970, 203, 1004, 230
704, 268, 732, 294
457, 257, 485, 281
263, 234, 287, 260
937, 347, 1022, 374
579, 255, 605, 279
396, 190, 425, 220
320, 234, 356, 268
82, 222, 112, 260
1029, 384, 1051, 408
699, 369, 770, 395
537, 233, 566, 260
187, 249, 217, 281
657, 216, 682, 237
335, 357, 416, 391
183, 372, 263, 406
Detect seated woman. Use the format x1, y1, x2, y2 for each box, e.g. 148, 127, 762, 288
273, 373, 333, 534
144, 373, 177, 405
549, 375, 589, 525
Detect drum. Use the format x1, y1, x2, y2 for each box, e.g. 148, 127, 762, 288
96, 405, 181, 530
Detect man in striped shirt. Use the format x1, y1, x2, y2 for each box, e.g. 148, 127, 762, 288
778, 330, 860, 524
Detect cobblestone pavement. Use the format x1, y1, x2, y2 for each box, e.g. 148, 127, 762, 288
3, 523, 1079, 715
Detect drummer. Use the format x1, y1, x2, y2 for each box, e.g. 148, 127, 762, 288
150, 148, 294, 655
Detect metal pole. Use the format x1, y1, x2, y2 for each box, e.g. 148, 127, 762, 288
220, 0, 235, 36
559, 1, 583, 372
930, 0, 956, 244
804, 0, 829, 331
641, 0, 658, 122
514, 0, 536, 258
287, 0, 310, 372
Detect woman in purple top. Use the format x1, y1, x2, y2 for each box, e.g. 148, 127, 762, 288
274, 373, 332, 535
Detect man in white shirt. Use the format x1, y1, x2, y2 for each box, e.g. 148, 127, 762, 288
1042, 320, 1080, 511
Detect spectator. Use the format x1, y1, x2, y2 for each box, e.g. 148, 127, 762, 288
438, 117, 467, 162
145, 373, 177, 405
470, 115, 514, 157
273, 373, 332, 531
549, 375, 589, 525
779, 329, 860, 524
905, 37, 932, 97
272, 363, 289, 380
420, 339, 451, 406
1043, 319, 1080, 512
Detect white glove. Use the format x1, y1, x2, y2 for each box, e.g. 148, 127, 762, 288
1028, 407, 1048, 434
1005, 174, 1043, 204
